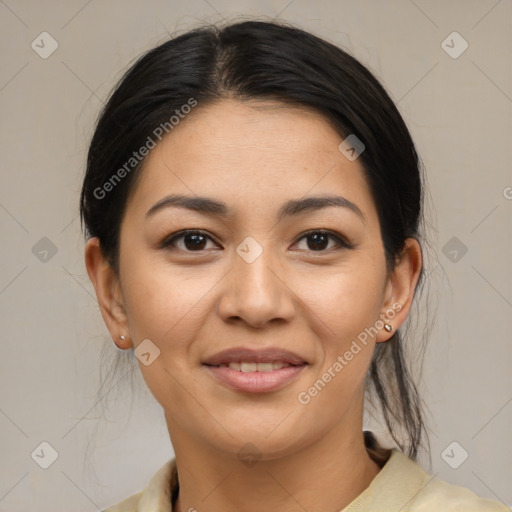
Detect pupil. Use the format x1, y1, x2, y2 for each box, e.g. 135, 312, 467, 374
186, 233, 206, 250
309, 233, 328, 250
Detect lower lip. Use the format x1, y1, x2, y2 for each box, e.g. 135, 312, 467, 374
203, 364, 307, 393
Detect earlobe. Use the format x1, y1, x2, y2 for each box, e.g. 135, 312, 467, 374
375, 238, 423, 343
84, 237, 132, 349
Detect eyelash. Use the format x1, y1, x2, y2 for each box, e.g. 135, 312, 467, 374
160, 229, 353, 253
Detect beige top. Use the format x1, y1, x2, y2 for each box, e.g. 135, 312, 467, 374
103, 448, 509, 511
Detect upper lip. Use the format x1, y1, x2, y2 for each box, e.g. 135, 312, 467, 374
203, 347, 308, 366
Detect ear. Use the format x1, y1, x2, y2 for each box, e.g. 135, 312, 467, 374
84, 237, 132, 349
375, 237, 423, 343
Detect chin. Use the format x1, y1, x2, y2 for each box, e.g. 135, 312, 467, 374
198, 417, 315, 463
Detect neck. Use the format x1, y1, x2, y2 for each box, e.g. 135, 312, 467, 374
168, 412, 382, 512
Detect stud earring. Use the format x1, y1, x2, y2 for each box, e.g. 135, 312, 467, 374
384, 324, 393, 333
120, 335, 126, 341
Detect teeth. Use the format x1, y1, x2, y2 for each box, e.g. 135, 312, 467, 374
256, 363, 274, 372
224, 362, 291, 372
240, 362, 257, 372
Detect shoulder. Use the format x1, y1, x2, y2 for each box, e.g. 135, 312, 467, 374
382, 449, 508, 511
409, 474, 509, 511
101, 458, 177, 512
102, 491, 143, 512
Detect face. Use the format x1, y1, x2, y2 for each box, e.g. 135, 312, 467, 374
87, 99, 419, 461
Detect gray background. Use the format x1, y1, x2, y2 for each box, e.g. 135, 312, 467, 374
0, 1, 511, 510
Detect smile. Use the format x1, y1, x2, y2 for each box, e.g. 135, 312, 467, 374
203, 362, 307, 393
213, 361, 293, 372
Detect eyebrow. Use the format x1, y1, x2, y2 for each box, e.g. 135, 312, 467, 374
145, 194, 366, 224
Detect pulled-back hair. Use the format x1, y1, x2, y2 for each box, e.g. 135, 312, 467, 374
80, 19, 432, 463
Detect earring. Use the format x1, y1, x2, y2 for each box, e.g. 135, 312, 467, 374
117, 334, 132, 350
384, 324, 393, 332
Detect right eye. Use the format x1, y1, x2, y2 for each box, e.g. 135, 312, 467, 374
161, 230, 220, 252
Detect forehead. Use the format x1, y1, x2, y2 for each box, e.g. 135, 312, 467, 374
123, 99, 377, 225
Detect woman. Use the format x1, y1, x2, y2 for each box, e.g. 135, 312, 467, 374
80, 20, 507, 512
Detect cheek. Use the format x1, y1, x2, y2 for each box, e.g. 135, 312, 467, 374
295, 268, 381, 424
120, 259, 212, 412
297, 258, 385, 343
121, 251, 213, 343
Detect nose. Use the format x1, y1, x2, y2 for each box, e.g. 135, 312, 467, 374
216, 244, 296, 328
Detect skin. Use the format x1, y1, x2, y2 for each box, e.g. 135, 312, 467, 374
85, 99, 422, 512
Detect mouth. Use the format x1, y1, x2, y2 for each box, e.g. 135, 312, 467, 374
202, 347, 308, 366
202, 347, 308, 393
203, 364, 307, 393
209, 361, 297, 372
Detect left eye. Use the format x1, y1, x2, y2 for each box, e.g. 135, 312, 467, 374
294, 230, 351, 252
